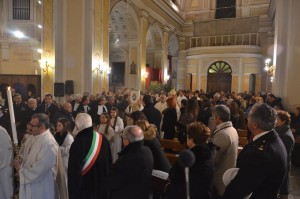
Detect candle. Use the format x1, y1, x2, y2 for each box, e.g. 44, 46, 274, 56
35, 69, 37, 75
7, 87, 18, 144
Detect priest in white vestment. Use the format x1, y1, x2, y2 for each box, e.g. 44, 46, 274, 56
16, 113, 67, 199
0, 126, 14, 199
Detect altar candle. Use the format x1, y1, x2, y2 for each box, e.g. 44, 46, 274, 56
7, 87, 18, 144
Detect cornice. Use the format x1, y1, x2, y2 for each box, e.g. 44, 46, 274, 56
131, 0, 193, 36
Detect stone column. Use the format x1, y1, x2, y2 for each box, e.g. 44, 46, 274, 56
139, 10, 148, 92
102, 0, 110, 92
176, 37, 186, 89
93, 0, 102, 94
42, 0, 54, 96
162, 26, 170, 84
272, 0, 300, 109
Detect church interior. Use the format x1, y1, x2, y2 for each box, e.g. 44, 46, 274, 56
0, 0, 299, 111
0, 0, 300, 198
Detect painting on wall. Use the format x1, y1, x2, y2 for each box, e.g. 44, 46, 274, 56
110, 62, 125, 86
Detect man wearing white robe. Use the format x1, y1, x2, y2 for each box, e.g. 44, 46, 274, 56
0, 126, 14, 199
16, 113, 67, 199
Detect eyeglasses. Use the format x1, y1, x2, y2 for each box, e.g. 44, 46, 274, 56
29, 123, 40, 128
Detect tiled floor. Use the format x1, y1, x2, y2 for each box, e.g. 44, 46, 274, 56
289, 166, 300, 199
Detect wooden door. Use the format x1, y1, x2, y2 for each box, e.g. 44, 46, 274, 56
0, 75, 41, 100
207, 73, 232, 93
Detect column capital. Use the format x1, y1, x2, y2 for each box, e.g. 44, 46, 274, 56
140, 10, 149, 19
163, 25, 171, 33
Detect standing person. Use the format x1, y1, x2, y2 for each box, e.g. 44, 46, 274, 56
0, 125, 14, 199
166, 122, 214, 199
161, 97, 177, 139
15, 113, 67, 199
275, 110, 295, 198
68, 113, 112, 199
97, 113, 115, 149
110, 107, 124, 163
76, 95, 90, 114
210, 105, 238, 198
53, 102, 75, 131
154, 92, 168, 113
36, 94, 59, 124
223, 104, 287, 199
142, 95, 162, 136
104, 125, 154, 199
54, 118, 74, 177
89, 95, 108, 125
136, 120, 171, 172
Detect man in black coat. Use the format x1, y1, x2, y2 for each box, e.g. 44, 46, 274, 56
36, 93, 59, 124
68, 113, 112, 199
142, 95, 162, 136
223, 103, 287, 199
53, 102, 75, 131
104, 125, 154, 199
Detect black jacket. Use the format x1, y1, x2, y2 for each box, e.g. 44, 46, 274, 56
68, 127, 112, 199
144, 138, 171, 172
223, 130, 287, 199
142, 103, 162, 131
104, 141, 154, 199
166, 143, 214, 199
161, 108, 177, 139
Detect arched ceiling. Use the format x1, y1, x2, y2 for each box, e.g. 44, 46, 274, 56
109, 3, 138, 43
146, 25, 162, 50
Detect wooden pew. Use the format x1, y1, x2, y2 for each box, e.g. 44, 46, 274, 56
160, 139, 185, 166
237, 129, 248, 153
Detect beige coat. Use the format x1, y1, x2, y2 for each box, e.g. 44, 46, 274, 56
211, 121, 239, 196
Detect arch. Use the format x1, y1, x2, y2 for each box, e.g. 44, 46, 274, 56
109, 1, 140, 44
146, 23, 163, 50
207, 61, 232, 73
168, 34, 179, 56
207, 61, 232, 93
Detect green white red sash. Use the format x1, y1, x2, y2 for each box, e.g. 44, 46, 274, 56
81, 131, 103, 176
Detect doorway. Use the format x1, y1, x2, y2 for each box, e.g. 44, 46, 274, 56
207, 61, 232, 93
110, 62, 125, 92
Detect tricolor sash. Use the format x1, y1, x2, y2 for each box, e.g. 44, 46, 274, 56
81, 131, 103, 176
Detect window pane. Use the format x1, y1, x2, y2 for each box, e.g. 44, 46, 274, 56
13, 0, 30, 20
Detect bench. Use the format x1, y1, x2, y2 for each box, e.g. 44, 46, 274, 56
160, 139, 185, 166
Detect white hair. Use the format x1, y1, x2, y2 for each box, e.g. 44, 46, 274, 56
73, 113, 92, 136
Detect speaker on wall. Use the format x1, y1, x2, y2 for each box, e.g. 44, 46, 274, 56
65, 80, 74, 95
54, 83, 65, 97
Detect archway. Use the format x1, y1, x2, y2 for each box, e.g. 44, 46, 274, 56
168, 34, 179, 88
207, 61, 232, 93
109, 2, 139, 91
146, 24, 163, 91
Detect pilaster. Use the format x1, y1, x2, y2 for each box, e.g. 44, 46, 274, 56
139, 10, 148, 91
42, 0, 54, 96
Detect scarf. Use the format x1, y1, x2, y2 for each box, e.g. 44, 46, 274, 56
54, 132, 68, 146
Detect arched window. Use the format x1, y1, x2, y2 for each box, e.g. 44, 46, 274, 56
207, 61, 232, 93
208, 61, 232, 74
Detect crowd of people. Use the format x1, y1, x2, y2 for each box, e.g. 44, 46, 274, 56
0, 87, 299, 199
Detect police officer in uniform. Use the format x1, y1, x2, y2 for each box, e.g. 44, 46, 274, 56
223, 103, 287, 199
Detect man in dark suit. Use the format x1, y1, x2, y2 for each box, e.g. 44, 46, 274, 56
88, 95, 108, 126
13, 93, 28, 141
36, 93, 59, 124
223, 103, 287, 199
68, 113, 112, 199
104, 125, 154, 199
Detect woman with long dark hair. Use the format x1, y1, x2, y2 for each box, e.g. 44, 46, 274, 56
54, 118, 74, 176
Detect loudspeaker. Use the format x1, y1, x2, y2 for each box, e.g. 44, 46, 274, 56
65, 80, 74, 95
54, 83, 65, 97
